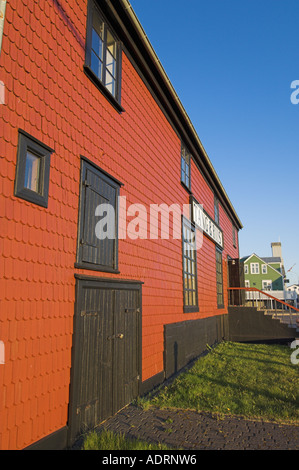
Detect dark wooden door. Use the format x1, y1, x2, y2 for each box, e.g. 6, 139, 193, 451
228, 258, 245, 305
68, 278, 142, 445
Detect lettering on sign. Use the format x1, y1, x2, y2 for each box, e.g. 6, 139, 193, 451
190, 196, 224, 249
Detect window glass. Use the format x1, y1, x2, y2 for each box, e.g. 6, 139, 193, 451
181, 144, 191, 190
216, 247, 224, 307
91, 15, 104, 79
182, 218, 198, 312
24, 151, 40, 193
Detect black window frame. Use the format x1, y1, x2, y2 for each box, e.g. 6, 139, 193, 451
14, 129, 53, 208
214, 196, 220, 225
216, 246, 224, 308
84, 0, 123, 112
181, 143, 191, 192
75, 157, 123, 274
232, 225, 237, 248
182, 217, 199, 313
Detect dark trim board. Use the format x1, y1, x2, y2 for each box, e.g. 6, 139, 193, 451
25, 427, 68, 450
228, 306, 297, 343
140, 371, 165, 396
164, 315, 229, 379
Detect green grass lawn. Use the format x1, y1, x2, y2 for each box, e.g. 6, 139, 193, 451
82, 429, 170, 450
140, 341, 299, 424
82, 341, 298, 449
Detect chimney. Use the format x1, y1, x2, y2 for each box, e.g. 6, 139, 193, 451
271, 242, 282, 260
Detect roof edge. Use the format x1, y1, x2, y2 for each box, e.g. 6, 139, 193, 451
118, 0, 243, 229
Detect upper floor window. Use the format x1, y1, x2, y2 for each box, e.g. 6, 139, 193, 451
85, 0, 122, 109
214, 197, 219, 225
250, 263, 259, 274
244, 264, 248, 274
181, 143, 191, 191
262, 264, 267, 274
232, 225, 237, 247
14, 130, 53, 208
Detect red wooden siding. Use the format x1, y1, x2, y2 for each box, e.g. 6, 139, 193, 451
0, 0, 240, 449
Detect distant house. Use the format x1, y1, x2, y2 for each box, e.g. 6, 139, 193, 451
286, 285, 299, 308
241, 253, 284, 293
286, 284, 299, 295
241, 243, 296, 306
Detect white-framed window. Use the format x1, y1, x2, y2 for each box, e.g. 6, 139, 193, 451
262, 264, 267, 274
245, 280, 250, 288
262, 280, 272, 290
244, 264, 248, 274
250, 263, 259, 274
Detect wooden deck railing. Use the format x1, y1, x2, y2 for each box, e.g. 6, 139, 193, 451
228, 287, 299, 326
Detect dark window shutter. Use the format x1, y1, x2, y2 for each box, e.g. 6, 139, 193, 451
77, 160, 121, 271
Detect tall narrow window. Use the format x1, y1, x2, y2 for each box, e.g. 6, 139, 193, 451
85, 0, 122, 107
14, 130, 53, 208
216, 247, 224, 308
262, 264, 267, 274
182, 218, 198, 312
181, 143, 191, 191
214, 196, 219, 225
232, 225, 237, 247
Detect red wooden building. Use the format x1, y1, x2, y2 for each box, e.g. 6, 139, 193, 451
0, 0, 242, 449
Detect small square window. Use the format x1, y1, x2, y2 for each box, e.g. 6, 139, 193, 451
14, 130, 53, 208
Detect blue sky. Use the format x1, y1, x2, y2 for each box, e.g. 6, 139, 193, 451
130, 0, 299, 286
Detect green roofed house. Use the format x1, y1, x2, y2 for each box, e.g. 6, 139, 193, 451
240, 242, 295, 305
241, 253, 284, 292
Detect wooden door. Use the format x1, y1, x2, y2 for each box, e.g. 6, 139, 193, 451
228, 258, 245, 305
68, 278, 142, 445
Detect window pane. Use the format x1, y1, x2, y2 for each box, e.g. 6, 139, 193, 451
92, 28, 103, 60
106, 50, 116, 77
91, 51, 102, 79
25, 151, 40, 192
105, 72, 116, 96
107, 30, 116, 57
92, 13, 104, 42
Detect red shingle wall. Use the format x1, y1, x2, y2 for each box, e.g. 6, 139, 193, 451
0, 0, 240, 449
